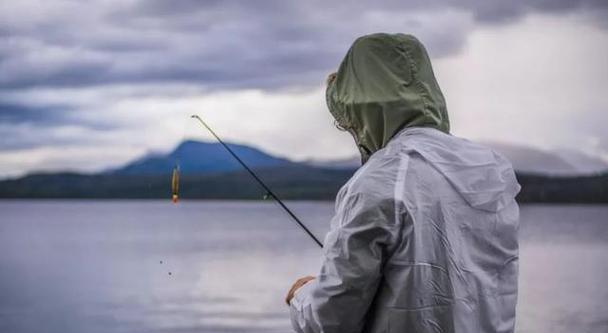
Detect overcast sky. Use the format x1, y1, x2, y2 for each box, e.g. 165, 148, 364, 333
1, 0, 607, 178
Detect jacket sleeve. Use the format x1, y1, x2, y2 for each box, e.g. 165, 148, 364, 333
289, 192, 398, 333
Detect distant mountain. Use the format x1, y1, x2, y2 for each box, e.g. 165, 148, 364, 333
113, 140, 292, 175
553, 150, 608, 175
1, 139, 607, 203
305, 156, 361, 169
0, 166, 354, 200
1, 167, 606, 203
485, 142, 608, 175
309, 142, 608, 176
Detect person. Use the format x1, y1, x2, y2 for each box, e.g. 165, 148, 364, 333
285, 33, 521, 333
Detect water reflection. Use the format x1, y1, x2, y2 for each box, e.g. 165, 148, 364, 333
0, 201, 606, 332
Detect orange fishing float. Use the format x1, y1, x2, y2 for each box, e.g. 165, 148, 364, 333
171, 166, 179, 203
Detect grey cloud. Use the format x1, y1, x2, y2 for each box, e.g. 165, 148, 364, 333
0, 120, 119, 151
0, 101, 118, 140
0, 126, 72, 151
1, 0, 605, 93
0, 103, 72, 125
465, 0, 607, 24
0, 0, 606, 158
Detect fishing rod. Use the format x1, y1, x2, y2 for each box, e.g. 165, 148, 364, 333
191, 115, 323, 248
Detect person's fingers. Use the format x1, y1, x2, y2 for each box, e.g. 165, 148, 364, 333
286, 276, 316, 305
285, 287, 294, 304
286, 282, 300, 305
286, 281, 304, 305
286, 286, 299, 305
295, 276, 314, 289
300, 276, 315, 284
294, 276, 314, 291
297, 276, 312, 284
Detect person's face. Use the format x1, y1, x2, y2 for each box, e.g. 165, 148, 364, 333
326, 72, 346, 132
326, 72, 371, 163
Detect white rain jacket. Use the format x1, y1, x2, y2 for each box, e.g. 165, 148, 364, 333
290, 127, 521, 333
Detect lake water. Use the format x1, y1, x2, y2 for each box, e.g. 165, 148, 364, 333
0, 201, 606, 333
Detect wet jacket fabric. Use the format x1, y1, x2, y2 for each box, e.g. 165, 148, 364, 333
289, 33, 520, 333
289, 127, 520, 333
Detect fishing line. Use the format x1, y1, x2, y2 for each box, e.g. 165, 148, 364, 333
191, 114, 323, 248
171, 113, 191, 204
160, 114, 191, 277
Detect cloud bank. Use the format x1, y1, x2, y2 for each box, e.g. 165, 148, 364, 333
0, 0, 607, 177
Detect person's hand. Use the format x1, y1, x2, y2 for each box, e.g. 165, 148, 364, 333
285, 276, 315, 305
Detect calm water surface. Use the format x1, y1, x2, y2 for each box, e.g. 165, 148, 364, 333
0, 201, 606, 333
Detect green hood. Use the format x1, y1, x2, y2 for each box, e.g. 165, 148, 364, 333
326, 33, 450, 163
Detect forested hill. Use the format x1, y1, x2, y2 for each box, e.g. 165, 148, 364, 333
1, 167, 607, 203
112, 140, 293, 175
0, 140, 607, 203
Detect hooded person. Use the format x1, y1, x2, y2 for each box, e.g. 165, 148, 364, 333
286, 33, 521, 333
